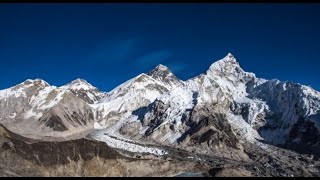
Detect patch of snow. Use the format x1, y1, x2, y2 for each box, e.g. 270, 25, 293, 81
226, 112, 261, 143
9, 112, 16, 118
90, 131, 167, 156
24, 109, 43, 120
94, 122, 104, 129
0, 88, 26, 99
39, 89, 65, 109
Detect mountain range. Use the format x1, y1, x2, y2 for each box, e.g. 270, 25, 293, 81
0, 53, 319, 177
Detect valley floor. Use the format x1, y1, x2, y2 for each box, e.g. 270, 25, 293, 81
0, 124, 319, 177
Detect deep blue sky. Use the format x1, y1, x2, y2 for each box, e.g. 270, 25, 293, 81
0, 3, 320, 91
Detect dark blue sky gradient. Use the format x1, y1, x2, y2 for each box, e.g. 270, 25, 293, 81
0, 3, 319, 91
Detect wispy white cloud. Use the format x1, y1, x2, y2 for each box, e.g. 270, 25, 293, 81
166, 61, 188, 74
135, 49, 172, 69
88, 37, 137, 64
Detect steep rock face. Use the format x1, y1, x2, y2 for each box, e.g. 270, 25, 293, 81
246, 79, 320, 145
289, 116, 320, 148
120, 85, 198, 145
37, 93, 95, 135
176, 103, 247, 160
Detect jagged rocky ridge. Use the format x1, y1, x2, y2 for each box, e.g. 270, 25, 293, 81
0, 53, 320, 176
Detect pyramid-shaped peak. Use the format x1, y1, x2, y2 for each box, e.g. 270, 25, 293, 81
146, 64, 183, 87
222, 52, 237, 63
155, 64, 169, 71
210, 53, 239, 68
206, 53, 244, 75
71, 78, 88, 83
147, 64, 172, 77
63, 78, 96, 90
70, 78, 89, 84
227, 52, 234, 58
205, 53, 257, 81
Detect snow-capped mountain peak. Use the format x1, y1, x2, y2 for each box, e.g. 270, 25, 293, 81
23, 78, 49, 85
62, 78, 96, 91
208, 53, 240, 73
147, 64, 183, 88
0, 78, 52, 99
17, 78, 50, 89
206, 53, 257, 84
70, 78, 88, 83
58, 78, 105, 104
147, 64, 172, 78
154, 64, 169, 71
226, 52, 236, 60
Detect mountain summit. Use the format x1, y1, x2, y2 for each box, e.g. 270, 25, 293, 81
147, 64, 183, 88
